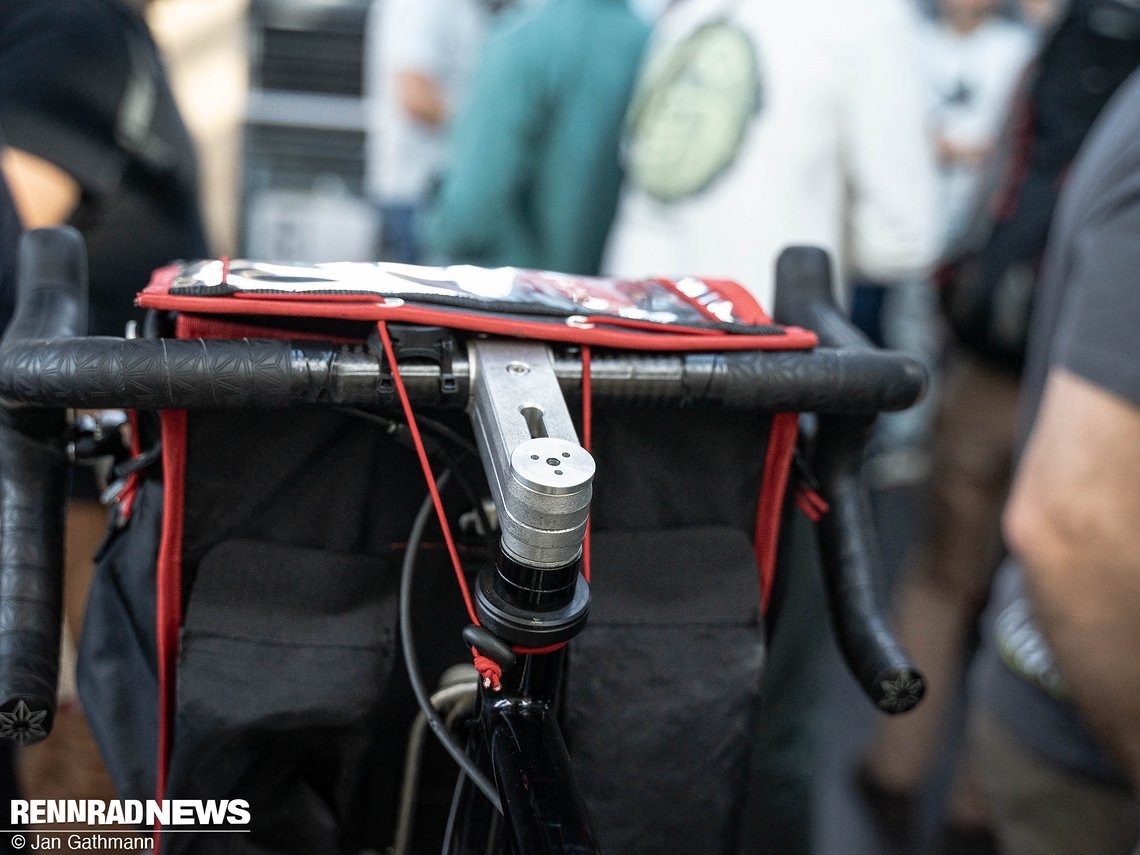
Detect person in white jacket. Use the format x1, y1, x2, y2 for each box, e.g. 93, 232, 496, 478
603, 0, 939, 313
602, 3, 938, 852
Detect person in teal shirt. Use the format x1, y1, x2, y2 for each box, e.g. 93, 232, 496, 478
426, 0, 649, 275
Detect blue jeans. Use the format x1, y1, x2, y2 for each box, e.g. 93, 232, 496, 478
379, 203, 421, 265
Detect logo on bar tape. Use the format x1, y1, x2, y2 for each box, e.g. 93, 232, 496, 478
0, 701, 47, 746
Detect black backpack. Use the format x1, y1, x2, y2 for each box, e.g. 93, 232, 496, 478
938, 0, 1140, 369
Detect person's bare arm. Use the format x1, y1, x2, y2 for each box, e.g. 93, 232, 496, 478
1004, 367, 1140, 791
397, 71, 448, 128
1, 147, 80, 227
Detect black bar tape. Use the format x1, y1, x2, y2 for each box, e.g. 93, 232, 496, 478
773, 245, 876, 351
0, 227, 88, 743
814, 416, 926, 714
0, 341, 924, 413
713, 349, 924, 413
0, 424, 68, 743
772, 244, 926, 713
0, 337, 296, 409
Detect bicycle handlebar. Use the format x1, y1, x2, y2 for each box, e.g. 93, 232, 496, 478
0, 338, 924, 414
0, 227, 88, 743
0, 234, 925, 744
775, 247, 925, 713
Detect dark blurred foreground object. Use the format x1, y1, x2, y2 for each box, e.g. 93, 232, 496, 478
0, 133, 19, 326
937, 0, 1140, 369
0, 128, 24, 854
0, 0, 208, 336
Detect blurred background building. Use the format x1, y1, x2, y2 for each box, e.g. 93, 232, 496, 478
152, 0, 378, 263
148, 0, 248, 255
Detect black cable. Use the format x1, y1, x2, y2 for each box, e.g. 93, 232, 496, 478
339, 406, 496, 551
400, 471, 503, 813
441, 770, 466, 854
337, 406, 478, 457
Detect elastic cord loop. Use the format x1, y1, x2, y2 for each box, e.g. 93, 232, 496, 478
377, 322, 478, 625
380, 322, 589, 683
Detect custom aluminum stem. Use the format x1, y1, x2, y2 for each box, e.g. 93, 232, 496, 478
467, 340, 593, 646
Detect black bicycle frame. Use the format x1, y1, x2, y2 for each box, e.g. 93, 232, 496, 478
447, 649, 599, 855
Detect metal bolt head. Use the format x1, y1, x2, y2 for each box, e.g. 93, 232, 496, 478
506, 361, 530, 376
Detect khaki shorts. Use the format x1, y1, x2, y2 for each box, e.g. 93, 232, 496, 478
972, 706, 1139, 855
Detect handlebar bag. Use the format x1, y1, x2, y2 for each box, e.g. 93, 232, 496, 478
78, 260, 815, 854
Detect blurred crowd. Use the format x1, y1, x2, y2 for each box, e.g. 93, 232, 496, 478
2, 0, 1140, 853
364, 1, 1140, 852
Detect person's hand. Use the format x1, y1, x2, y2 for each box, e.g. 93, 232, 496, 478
397, 71, 449, 127
935, 136, 993, 167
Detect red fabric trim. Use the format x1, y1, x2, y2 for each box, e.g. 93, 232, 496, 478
755, 412, 799, 614
238, 291, 405, 304
174, 313, 363, 343
119, 476, 139, 520
697, 278, 775, 326
155, 409, 188, 841
794, 485, 830, 522
654, 278, 724, 325
117, 410, 144, 521
138, 279, 817, 352
994, 75, 1035, 222
581, 314, 725, 336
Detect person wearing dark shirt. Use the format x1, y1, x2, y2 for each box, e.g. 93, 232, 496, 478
0, 0, 208, 336
971, 67, 1140, 853
0, 135, 19, 330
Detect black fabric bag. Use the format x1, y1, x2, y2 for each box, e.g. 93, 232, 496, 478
77, 259, 806, 853
939, 0, 1140, 369
77, 478, 163, 804
79, 400, 781, 854
566, 526, 765, 855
